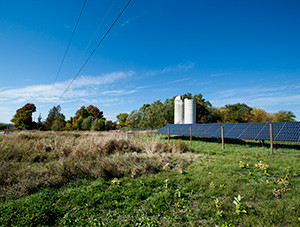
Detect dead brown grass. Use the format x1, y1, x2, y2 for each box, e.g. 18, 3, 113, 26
0, 131, 202, 201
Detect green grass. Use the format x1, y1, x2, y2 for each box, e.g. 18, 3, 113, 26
0, 132, 299, 226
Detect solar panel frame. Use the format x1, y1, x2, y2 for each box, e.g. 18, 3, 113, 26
155, 122, 300, 142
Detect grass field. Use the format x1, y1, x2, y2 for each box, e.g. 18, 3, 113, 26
0, 131, 299, 226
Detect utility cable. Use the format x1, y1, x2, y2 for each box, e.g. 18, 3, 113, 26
52, 0, 88, 89
77, 0, 117, 64
73, 0, 117, 93
55, 0, 132, 104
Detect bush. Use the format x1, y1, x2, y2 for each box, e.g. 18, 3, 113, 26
82, 116, 93, 130
91, 119, 105, 131
103, 139, 142, 154
0, 124, 6, 131
0, 131, 194, 201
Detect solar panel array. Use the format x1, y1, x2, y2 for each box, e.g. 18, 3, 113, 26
156, 122, 300, 142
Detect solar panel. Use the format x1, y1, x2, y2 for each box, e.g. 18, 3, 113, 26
192, 124, 210, 137
225, 123, 250, 139
211, 123, 235, 138
156, 122, 300, 142
274, 122, 300, 141
239, 123, 266, 140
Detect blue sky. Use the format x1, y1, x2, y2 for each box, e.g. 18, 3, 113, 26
0, 0, 300, 123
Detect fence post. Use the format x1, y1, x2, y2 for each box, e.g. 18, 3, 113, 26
190, 126, 192, 146
168, 127, 170, 143
270, 123, 273, 155
221, 126, 225, 149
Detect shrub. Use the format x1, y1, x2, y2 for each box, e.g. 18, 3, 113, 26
91, 118, 105, 131
0, 131, 195, 201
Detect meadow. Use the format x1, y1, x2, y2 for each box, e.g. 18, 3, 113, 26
0, 130, 299, 226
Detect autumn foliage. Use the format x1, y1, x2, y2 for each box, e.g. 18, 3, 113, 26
11, 103, 36, 130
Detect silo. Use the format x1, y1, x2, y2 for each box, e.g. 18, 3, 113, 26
184, 99, 196, 124
174, 96, 184, 124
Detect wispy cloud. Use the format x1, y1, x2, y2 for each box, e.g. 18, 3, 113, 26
0, 71, 134, 104
210, 83, 300, 115
101, 89, 137, 96
168, 78, 191, 84
146, 62, 196, 76
135, 85, 152, 89
153, 87, 181, 92
210, 73, 231, 77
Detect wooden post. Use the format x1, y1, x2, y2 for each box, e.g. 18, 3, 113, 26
190, 126, 192, 146
221, 126, 225, 149
168, 127, 170, 143
270, 123, 273, 155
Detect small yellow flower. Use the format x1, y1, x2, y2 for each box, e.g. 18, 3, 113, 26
210, 182, 216, 188
219, 183, 226, 189
111, 178, 120, 185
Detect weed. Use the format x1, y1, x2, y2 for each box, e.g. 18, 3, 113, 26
0, 131, 299, 226
233, 194, 247, 215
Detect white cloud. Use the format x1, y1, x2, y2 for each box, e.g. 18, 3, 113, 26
210, 83, 300, 116
135, 85, 152, 89
210, 73, 231, 77
146, 62, 196, 76
101, 89, 137, 96
0, 71, 134, 103
168, 78, 191, 84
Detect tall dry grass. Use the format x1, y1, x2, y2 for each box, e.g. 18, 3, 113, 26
0, 131, 202, 201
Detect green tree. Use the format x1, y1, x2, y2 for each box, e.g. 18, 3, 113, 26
91, 118, 106, 131
201, 107, 223, 123
73, 105, 105, 129
106, 120, 117, 130
81, 116, 93, 130
250, 108, 272, 122
193, 93, 212, 123
116, 113, 128, 128
139, 101, 167, 129
163, 98, 174, 124
273, 110, 296, 122
74, 116, 84, 130
182, 93, 193, 99
64, 122, 73, 131
222, 103, 253, 123
86, 105, 104, 120
45, 106, 61, 130
51, 113, 66, 131
11, 103, 36, 130
126, 110, 141, 128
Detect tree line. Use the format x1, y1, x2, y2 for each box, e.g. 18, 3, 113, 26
116, 93, 296, 129
8, 92, 296, 131
10, 104, 117, 131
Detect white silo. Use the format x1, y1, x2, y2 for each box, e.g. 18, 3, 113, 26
184, 99, 196, 124
174, 96, 184, 124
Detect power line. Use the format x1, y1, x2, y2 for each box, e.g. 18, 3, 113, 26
52, 0, 88, 89
55, 0, 132, 104
70, 0, 117, 98
77, 0, 117, 64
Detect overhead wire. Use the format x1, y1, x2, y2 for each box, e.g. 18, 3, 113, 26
52, 0, 88, 89
55, 0, 132, 105
73, 0, 117, 95
77, 0, 117, 64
